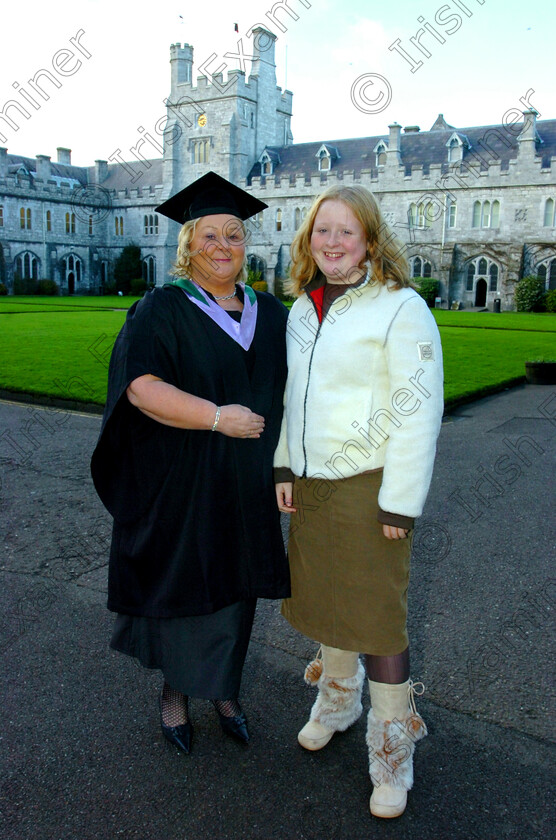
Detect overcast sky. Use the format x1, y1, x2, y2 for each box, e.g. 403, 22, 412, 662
1, 0, 553, 166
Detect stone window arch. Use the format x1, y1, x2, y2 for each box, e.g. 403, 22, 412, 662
259, 151, 273, 176
315, 144, 335, 172
142, 255, 156, 286
543, 198, 555, 227
489, 263, 498, 291
14, 251, 40, 280
410, 256, 432, 278
465, 256, 500, 305
20, 207, 32, 230
409, 203, 433, 229
448, 137, 462, 163
65, 212, 75, 234
472, 199, 500, 228
144, 214, 158, 235
537, 257, 556, 290
62, 253, 82, 294
192, 139, 210, 164
373, 140, 387, 167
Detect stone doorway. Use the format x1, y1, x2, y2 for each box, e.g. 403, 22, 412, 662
475, 277, 487, 307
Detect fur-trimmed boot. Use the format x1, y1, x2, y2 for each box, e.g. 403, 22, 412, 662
366, 679, 427, 819
298, 645, 364, 751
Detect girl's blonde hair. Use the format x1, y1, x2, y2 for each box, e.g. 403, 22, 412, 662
172, 217, 248, 284
286, 184, 410, 296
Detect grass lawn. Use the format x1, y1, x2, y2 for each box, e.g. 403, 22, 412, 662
440, 326, 554, 403
0, 309, 129, 404
432, 310, 556, 332
0, 297, 554, 408
0, 295, 139, 314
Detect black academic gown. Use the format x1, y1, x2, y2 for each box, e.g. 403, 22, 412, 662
91, 284, 290, 618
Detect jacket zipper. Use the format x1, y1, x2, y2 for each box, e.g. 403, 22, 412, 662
301, 294, 323, 478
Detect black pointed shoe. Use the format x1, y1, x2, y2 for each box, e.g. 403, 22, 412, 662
159, 698, 193, 753
217, 709, 250, 744
161, 719, 193, 752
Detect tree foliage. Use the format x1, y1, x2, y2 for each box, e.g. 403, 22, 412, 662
114, 245, 142, 295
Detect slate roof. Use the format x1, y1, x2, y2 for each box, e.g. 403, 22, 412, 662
86, 159, 164, 192
4, 154, 87, 185
247, 117, 556, 184
2, 154, 164, 192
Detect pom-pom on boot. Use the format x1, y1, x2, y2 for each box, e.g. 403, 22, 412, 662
366, 679, 427, 818
298, 645, 364, 751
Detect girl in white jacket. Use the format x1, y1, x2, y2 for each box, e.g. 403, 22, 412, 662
275, 184, 444, 819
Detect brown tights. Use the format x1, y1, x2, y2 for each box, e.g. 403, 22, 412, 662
364, 646, 410, 685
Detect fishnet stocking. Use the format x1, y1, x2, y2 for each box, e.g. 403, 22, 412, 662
364, 646, 410, 685
161, 682, 189, 727
212, 699, 242, 718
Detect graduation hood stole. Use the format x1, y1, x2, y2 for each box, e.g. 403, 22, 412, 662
170, 278, 258, 351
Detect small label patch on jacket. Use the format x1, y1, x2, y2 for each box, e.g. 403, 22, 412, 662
417, 341, 434, 361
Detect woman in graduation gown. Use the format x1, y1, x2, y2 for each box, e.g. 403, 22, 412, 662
91, 172, 290, 752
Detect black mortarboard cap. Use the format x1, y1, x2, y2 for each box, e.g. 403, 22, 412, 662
155, 171, 268, 224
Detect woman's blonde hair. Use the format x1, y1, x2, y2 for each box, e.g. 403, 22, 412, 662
172, 217, 248, 284
286, 184, 410, 296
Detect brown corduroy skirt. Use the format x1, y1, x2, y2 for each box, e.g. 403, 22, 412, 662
281, 471, 411, 655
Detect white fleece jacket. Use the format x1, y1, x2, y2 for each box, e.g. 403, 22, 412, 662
274, 276, 444, 519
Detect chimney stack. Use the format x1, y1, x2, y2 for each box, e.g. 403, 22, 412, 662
57, 147, 72, 165
35, 154, 52, 181
387, 123, 402, 165
94, 159, 108, 183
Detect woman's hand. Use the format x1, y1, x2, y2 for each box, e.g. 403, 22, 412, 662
276, 482, 296, 513
216, 404, 265, 438
382, 524, 410, 540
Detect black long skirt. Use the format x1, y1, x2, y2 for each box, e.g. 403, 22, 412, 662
110, 599, 257, 699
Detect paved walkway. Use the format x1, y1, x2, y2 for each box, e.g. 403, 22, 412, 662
0, 384, 554, 839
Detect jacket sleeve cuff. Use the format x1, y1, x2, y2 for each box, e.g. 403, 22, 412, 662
377, 507, 415, 530
274, 466, 295, 484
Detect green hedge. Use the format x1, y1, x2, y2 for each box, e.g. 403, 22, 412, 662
37, 279, 59, 296
545, 289, 556, 313
414, 277, 440, 307
515, 275, 546, 312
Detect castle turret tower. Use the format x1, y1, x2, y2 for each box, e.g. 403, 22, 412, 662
161, 30, 293, 190
159, 32, 294, 278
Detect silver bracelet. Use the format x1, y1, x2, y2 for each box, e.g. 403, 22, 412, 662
211, 406, 221, 432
